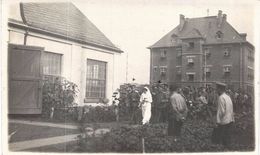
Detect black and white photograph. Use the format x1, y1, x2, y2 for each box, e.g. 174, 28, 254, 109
1, 0, 259, 154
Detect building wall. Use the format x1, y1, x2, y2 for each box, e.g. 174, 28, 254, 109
181, 38, 203, 86
243, 45, 254, 93
203, 44, 241, 87
150, 48, 168, 83
8, 28, 121, 106
167, 47, 181, 83
150, 42, 254, 90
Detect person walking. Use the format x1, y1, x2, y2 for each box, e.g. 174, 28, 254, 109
168, 85, 188, 142
139, 87, 153, 125
215, 82, 235, 148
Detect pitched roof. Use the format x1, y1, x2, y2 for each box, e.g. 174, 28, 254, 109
20, 2, 122, 53
149, 16, 247, 48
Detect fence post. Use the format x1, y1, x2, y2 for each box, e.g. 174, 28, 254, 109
142, 138, 145, 153
50, 107, 54, 119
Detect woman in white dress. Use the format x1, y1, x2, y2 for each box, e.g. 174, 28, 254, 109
139, 87, 153, 125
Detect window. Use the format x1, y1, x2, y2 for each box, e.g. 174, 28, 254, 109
223, 65, 231, 78
160, 66, 167, 76
189, 42, 194, 49
176, 74, 181, 81
177, 49, 182, 57
248, 67, 254, 80
206, 72, 211, 78
153, 66, 158, 72
188, 58, 194, 64
160, 50, 167, 58
205, 67, 210, 73
204, 48, 211, 57
187, 73, 195, 81
43, 52, 62, 76
85, 59, 107, 101
176, 66, 182, 74
216, 31, 223, 39
248, 50, 254, 61
223, 66, 231, 73
205, 67, 211, 78
223, 47, 231, 57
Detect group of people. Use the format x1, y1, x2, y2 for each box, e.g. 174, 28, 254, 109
112, 81, 254, 148
120, 82, 236, 148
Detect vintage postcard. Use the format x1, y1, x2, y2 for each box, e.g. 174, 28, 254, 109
1, 0, 259, 154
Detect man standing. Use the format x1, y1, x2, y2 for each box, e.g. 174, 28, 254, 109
215, 82, 235, 148
168, 85, 188, 142
112, 89, 120, 122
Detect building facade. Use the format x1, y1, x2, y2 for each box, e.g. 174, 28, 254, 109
149, 10, 254, 92
8, 2, 123, 114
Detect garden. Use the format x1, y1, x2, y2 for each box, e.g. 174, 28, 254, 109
41, 77, 255, 153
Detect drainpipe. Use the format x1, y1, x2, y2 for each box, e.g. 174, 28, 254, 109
23, 30, 29, 45
20, 2, 29, 45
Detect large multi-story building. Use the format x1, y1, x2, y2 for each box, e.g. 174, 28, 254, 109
148, 10, 254, 92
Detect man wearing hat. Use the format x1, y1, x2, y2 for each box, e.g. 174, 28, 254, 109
215, 82, 234, 148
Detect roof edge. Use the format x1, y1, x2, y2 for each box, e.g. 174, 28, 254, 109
8, 19, 124, 53
147, 41, 254, 50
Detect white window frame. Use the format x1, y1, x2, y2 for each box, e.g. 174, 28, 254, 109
160, 66, 167, 75
188, 58, 194, 63
223, 65, 232, 73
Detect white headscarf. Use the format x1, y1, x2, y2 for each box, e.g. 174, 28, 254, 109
140, 86, 153, 103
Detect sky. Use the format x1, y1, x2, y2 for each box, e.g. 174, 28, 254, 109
5, 0, 258, 84
72, 0, 256, 84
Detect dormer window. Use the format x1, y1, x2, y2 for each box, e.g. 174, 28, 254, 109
216, 31, 223, 39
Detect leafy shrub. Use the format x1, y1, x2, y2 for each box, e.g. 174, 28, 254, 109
81, 105, 116, 123
77, 112, 254, 153
42, 76, 78, 121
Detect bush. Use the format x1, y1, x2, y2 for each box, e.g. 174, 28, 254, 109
81, 105, 116, 123
76, 112, 254, 153
42, 76, 78, 121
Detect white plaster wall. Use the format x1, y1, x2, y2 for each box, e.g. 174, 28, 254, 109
8, 31, 24, 45
26, 35, 73, 81
8, 30, 122, 106
70, 44, 84, 106
82, 47, 114, 105
113, 53, 121, 91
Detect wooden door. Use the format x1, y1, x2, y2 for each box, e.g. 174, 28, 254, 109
8, 44, 44, 114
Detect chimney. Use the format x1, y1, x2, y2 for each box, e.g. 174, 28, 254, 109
217, 10, 223, 28
179, 14, 185, 31
239, 33, 247, 40
223, 14, 227, 22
